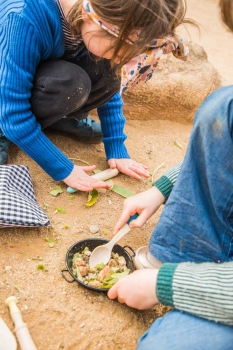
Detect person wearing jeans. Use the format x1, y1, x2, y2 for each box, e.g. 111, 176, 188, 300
149, 85, 233, 264
108, 0, 233, 347
109, 83, 233, 350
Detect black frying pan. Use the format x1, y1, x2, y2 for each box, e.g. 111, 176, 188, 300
61, 238, 135, 292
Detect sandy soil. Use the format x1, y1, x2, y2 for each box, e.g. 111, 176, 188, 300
0, 1, 232, 349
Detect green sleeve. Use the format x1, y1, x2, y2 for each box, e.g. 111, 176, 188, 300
157, 261, 233, 326
153, 162, 182, 199
156, 263, 178, 306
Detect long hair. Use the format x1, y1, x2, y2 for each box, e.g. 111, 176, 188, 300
219, 0, 233, 31
67, 0, 195, 69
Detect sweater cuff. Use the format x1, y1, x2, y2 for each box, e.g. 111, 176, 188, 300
153, 176, 173, 199
97, 92, 130, 159
103, 137, 130, 160
156, 263, 178, 306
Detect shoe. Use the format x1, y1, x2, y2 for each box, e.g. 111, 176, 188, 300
0, 131, 11, 165
133, 246, 163, 270
47, 117, 102, 144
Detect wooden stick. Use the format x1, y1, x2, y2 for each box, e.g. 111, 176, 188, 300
5, 296, 37, 350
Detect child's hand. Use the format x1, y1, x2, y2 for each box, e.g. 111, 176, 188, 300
108, 269, 159, 310
63, 165, 112, 192
113, 186, 165, 234
108, 158, 150, 179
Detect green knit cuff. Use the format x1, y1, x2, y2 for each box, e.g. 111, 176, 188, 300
153, 176, 173, 199
156, 263, 179, 306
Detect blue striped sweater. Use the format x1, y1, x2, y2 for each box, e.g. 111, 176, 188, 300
0, 0, 129, 180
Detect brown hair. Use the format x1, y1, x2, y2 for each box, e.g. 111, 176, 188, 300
219, 0, 233, 31
67, 0, 195, 69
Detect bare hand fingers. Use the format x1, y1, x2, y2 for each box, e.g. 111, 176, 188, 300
118, 164, 150, 179
108, 282, 126, 304
119, 168, 143, 180
132, 162, 149, 170
129, 164, 150, 177
113, 212, 133, 234
77, 180, 111, 192
108, 159, 117, 168
81, 165, 96, 172
107, 284, 118, 299
87, 178, 112, 189
129, 211, 150, 228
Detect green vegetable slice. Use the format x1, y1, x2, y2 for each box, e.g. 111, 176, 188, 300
101, 269, 130, 289
50, 186, 63, 196
85, 189, 99, 207
111, 185, 134, 198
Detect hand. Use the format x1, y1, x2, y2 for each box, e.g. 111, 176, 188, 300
63, 165, 112, 192
108, 269, 159, 310
108, 158, 150, 180
113, 186, 165, 234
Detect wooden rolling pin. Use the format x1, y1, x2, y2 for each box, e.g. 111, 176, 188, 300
5, 296, 37, 350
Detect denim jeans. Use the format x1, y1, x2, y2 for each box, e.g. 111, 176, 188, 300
137, 310, 233, 350
150, 85, 233, 264
139, 86, 233, 349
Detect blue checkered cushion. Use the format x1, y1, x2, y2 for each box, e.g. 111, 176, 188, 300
0, 165, 50, 227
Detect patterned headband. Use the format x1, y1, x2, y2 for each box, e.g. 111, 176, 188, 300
83, 0, 140, 44
82, 0, 189, 95
82, 0, 176, 48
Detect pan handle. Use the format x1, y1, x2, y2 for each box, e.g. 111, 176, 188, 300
61, 269, 75, 283
123, 245, 135, 257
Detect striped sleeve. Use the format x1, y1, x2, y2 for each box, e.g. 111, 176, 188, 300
153, 162, 182, 199
157, 261, 233, 325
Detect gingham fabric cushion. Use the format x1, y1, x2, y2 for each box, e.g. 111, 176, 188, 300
0, 165, 50, 227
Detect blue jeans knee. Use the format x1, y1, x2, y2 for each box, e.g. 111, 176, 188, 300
137, 310, 233, 350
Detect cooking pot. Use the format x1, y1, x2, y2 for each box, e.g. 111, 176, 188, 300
61, 238, 135, 292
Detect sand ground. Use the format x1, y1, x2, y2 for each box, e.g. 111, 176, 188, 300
0, 0, 232, 349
